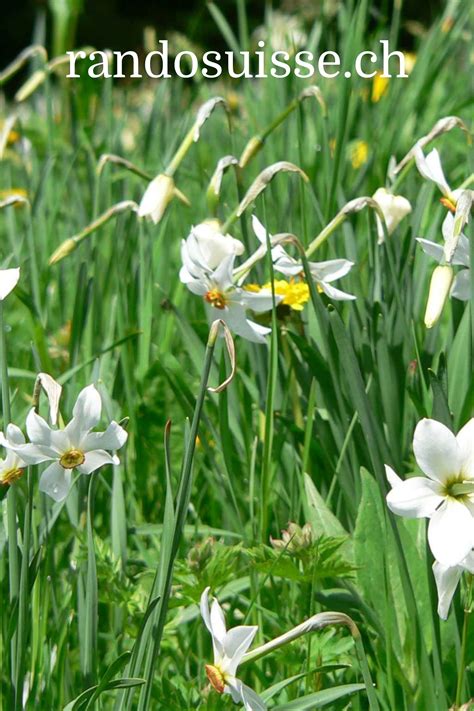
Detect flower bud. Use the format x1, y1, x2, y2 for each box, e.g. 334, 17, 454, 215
15, 70, 47, 103
190, 220, 244, 269
49, 238, 77, 265
187, 537, 216, 572
372, 188, 412, 244
424, 265, 454, 328
270, 522, 314, 552
138, 174, 175, 224
239, 136, 264, 168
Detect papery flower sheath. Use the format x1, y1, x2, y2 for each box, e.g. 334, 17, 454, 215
252, 216, 356, 301
200, 587, 266, 711
4, 384, 128, 502
386, 418, 474, 567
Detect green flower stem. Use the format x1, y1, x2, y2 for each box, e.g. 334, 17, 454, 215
305, 213, 346, 259
14, 467, 33, 710
137, 322, 221, 710
455, 574, 473, 709
241, 611, 379, 711
260, 99, 300, 142
221, 205, 240, 234
390, 160, 414, 193
0, 301, 19, 688
232, 233, 294, 284
164, 125, 196, 177
238, 97, 304, 169
49, 200, 138, 265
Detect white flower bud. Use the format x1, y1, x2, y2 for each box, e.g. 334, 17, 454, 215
190, 220, 244, 269
424, 265, 454, 328
138, 174, 175, 224
372, 188, 412, 244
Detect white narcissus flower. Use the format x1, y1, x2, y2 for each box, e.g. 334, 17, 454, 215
252, 216, 356, 301
413, 144, 469, 212
200, 587, 266, 711
433, 553, 474, 620
179, 220, 244, 277
138, 174, 175, 224
417, 213, 471, 302
180, 247, 279, 344
0, 267, 20, 300
0, 425, 27, 485
4, 385, 128, 502
413, 145, 452, 198
385, 418, 474, 567
371, 187, 412, 244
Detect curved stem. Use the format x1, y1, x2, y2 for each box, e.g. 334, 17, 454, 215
241, 611, 380, 711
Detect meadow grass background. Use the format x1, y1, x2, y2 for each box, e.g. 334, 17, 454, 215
1, 0, 473, 709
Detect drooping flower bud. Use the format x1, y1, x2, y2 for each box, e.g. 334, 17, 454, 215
138, 174, 176, 224
424, 265, 454, 328
372, 188, 412, 244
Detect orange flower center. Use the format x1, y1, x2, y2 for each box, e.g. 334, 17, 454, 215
205, 664, 226, 693
1, 467, 24, 486
204, 289, 227, 309
440, 197, 456, 214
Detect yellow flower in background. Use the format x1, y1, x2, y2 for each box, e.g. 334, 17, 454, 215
372, 72, 389, 102
404, 52, 417, 74
246, 279, 310, 311
7, 129, 20, 145
269, 279, 309, 310
350, 140, 369, 169
369, 53, 415, 103
226, 91, 240, 113
0, 188, 28, 201
0, 121, 20, 145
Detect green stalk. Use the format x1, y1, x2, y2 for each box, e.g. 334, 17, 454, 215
259, 198, 278, 540
455, 574, 472, 708
15, 468, 33, 710
83, 475, 98, 685
241, 612, 379, 711
136, 323, 221, 710
0, 301, 19, 690
164, 125, 196, 177
305, 213, 346, 258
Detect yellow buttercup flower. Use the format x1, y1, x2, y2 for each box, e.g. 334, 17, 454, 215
372, 72, 389, 102
247, 279, 309, 311
350, 140, 369, 169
